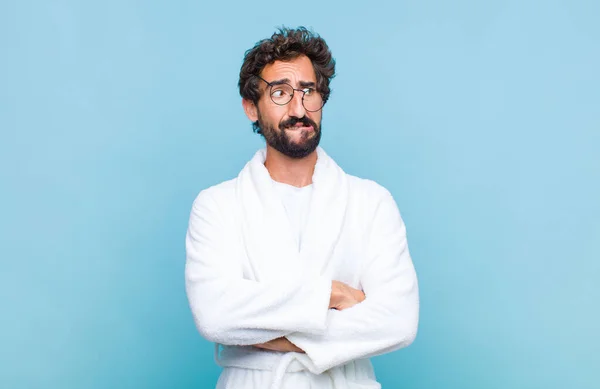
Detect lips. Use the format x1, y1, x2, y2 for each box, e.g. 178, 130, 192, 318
280, 118, 317, 132
289, 123, 313, 131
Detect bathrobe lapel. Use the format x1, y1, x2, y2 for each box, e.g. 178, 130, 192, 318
236, 147, 348, 282
299, 148, 349, 277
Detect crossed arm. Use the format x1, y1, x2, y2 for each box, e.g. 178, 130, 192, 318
253, 281, 366, 353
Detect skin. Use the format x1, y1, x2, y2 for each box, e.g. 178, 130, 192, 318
242, 55, 366, 353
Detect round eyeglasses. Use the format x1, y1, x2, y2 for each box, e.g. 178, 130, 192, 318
255, 75, 325, 112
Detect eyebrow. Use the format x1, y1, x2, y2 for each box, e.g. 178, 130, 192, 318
267, 78, 317, 88
299, 81, 316, 88
267, 78, 291, 86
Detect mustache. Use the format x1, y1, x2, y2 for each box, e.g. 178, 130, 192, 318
279, 116, 318, 130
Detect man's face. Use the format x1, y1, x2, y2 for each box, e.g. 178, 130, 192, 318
253, 55, 323, 159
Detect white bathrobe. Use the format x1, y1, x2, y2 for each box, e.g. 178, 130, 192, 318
185, 147, 419, 389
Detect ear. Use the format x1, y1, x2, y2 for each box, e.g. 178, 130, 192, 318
242, 98, 258, 122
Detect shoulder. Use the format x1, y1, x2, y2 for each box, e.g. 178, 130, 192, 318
191, 178, 238, 213
345, 173, 405, 226
345, 174, 407, 237
346, 174, 394, 204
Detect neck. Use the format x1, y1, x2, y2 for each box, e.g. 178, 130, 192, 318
264, 145, 317, 188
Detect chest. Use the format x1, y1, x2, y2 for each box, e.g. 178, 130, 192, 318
233, 206, 370, 289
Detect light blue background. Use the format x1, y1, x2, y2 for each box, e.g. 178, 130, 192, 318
1, 0, 599, 388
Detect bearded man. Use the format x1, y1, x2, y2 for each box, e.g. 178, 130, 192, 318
185, 27, 419, 389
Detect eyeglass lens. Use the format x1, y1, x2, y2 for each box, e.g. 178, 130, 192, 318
269, 83, 323, 112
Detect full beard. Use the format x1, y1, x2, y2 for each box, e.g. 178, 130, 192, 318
257, 114, 322, 159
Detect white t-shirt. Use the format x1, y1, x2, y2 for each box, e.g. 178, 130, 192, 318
271, 179, 313, 251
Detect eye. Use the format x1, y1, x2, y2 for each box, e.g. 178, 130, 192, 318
302, 88, 317, 97
271, 89, 289, 98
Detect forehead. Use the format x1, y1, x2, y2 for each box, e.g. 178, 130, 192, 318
260, 55, 316, 83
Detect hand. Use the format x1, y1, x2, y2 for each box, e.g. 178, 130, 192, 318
254, 337, 305, 353
329, 280, 366, 310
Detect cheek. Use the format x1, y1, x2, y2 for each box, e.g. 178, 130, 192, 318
264, 107, 288, 126
257, 102, 282, 123
308, 111, 322, 124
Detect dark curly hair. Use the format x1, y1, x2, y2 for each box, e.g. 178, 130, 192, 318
238, 27, 336, 130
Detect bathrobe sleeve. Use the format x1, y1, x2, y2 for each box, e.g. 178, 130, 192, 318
185, 189, 332, 346
286, 191, 419, 374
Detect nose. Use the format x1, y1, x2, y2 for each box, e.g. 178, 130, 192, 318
286, 90, 307, 118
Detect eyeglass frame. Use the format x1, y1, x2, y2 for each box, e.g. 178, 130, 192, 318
254, 75, 325, 112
